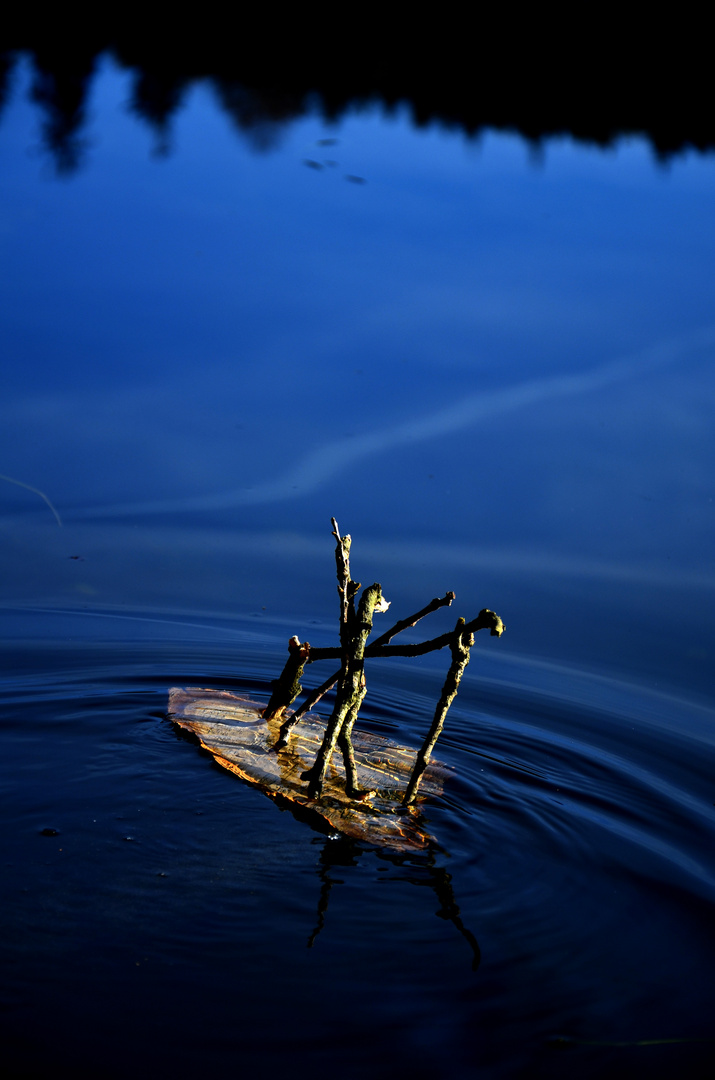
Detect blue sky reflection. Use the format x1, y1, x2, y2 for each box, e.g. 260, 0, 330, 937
1, 58, 714, 696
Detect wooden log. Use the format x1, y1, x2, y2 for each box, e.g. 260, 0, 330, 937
168, 687, 447, 852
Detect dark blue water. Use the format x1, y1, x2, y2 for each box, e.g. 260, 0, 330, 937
1, 56, 715, 1078
2, 614, 714, 1078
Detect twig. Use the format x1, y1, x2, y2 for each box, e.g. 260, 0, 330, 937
276, 591, 457, 748
337, 674, 368, 798
372, 609, 503, 655
403, 618, 473, 805
331, 516, 358, 646
272, 519, 365, 754
262, 637, 311, 720
370, 591, 455, 647
306, 609, 504, 663
273, 669, 339, 750
301, 580, 385, 798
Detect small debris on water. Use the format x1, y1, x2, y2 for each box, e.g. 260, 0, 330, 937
40, 827, 60, 837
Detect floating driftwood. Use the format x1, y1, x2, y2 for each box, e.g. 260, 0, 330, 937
168, 687, 448, 851
168, 519, 504, 851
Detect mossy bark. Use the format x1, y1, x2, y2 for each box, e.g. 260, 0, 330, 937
262, 636, 310, 721
276, 591, 457, 748
306, 608, 504, 663
301, 581, 385, 798
403, 618, 474, 805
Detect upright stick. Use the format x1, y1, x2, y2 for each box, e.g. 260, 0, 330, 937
301, 581, 385, 798
262, 637, 311, 721
331, 516, 358, 647
402, 618, 474, 805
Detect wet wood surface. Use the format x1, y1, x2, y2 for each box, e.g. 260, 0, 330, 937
168, 687, 448, 851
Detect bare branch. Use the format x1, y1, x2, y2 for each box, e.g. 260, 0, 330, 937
307, 609, 505, 663
403, 618, 473, 805
301, 583, 385, 798
371, 591, 456, 647
273, 669, 339, 750
280, 592, 459, 739
262, 637, 311, 721
331, 517, 355, 639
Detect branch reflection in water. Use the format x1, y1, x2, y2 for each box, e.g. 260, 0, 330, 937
306, 832, 481, 973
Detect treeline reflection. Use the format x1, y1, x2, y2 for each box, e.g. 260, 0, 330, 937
2, 10, 714, 173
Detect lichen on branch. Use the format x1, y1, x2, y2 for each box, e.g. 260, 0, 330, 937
301, 579, 387, 799
262, 636, 311, 721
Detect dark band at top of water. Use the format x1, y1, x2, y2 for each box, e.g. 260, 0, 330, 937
2, 8, 714, 175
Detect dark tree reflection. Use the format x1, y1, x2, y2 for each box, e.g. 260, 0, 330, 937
0, 52, 13, 122
128, 68, 190, 157
29, 45, 98, 173
212, 80, 308, 153
1, 11, 714, 174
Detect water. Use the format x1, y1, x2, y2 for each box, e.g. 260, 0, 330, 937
2, 617, 714, 1077
1, 54, 715, 1078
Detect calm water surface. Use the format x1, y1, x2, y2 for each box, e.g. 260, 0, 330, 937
1, 57, 714, 1078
